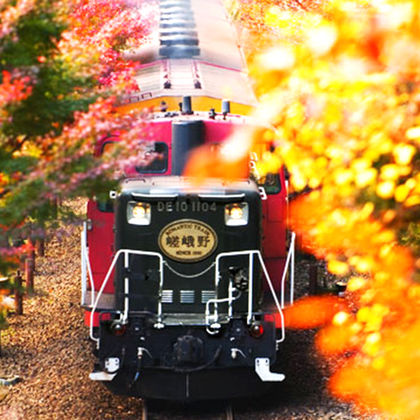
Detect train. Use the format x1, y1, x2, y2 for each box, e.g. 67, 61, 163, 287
80, 0, 296, 401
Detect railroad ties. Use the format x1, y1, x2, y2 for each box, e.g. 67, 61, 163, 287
141, 399, 235, 420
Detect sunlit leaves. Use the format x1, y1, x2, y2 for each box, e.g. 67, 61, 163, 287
0, 70, 32, 125
231, 0, 420, 417
59, 0, 156, 89
0, 0, 155, 305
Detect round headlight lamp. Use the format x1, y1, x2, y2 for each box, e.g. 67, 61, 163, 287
127, 202, 151, 225
224, 203, 248, 226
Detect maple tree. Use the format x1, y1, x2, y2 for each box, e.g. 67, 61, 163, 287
0, 0, 157, 325
222, 0, 420, 418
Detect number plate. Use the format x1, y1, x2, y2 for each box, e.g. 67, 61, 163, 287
158, 219, 218, 263
157, 201, 217, 212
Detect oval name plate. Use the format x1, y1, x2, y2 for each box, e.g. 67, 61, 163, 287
158, 219, 218, 263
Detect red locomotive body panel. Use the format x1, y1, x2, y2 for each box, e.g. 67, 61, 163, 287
85, 116, 288, 325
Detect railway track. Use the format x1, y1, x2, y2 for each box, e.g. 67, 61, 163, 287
141, 400, 235, 420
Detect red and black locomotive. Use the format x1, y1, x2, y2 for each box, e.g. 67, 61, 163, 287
81, 0, 295, 401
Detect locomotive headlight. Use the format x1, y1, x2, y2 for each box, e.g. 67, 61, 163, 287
127, 202, 151, 225
224, 203, 248, 226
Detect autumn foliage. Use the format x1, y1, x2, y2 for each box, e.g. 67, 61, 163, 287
223, 0, 420, 417
0, 0, 158, 324
2, 0, 420, 416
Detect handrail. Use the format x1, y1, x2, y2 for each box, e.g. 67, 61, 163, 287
212, 246, 295, 343
281, 232, 296, 308
81, 225, 86, 306
85, 236, 296, 346
81, 222, 95, 307
89, 249, 163, 344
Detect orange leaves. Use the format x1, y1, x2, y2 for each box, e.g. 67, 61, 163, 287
58, 0, 157, 89
283, 295, 343, 329
0, 295, 14, 310
231, 0, 420, 417
183, 144, 249, 182
243, 0, 420, 206
290, 192, 415, 283
330, 320, 420, 419
315, 323, 358, 356
0, 71, 32, 106
0, 71, 33, 126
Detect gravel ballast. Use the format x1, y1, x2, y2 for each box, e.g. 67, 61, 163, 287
0, 200, 379, 419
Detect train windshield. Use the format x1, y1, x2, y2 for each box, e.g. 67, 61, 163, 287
136, 142, 168, 174
257, 173, 281, 194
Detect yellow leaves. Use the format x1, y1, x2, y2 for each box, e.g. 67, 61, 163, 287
255, 152, 282, 175
330, 208, 348, 226
333, 168, 353, 185
285, 102, 305, 127
333, 311, 351, 326
376, 180, 395, 199
306, 22, 338, 56
405, 195, 420, 207
380, 164, 400, 181
325, 145, 345, 162
347, 276, 368, 292
264, 5, 324, 42
369, 132, 393, 155
237, 0, 420, 416
357, 304, 390, 334
324, 103, 343, 126
352, 159, 378, 188
290, 170, 308, 191
351, 158, 371, 171
264, 7, 293, 29
372, 355, 385, 370
395, 184, 410, 202
12, 142, 43, 159
375, 229, 395, 244
405, 177, 417, 190
349, 255, 374, 273
355, 168, 377, 188
406, 126, 420, 140
360, 202, 375, 219
328, 259, 349, 276
255, 46, 295, 72
362, 332, 382, 357
393, 143, 417, 165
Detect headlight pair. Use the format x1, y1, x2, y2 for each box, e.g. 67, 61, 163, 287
127, 201, 249, 226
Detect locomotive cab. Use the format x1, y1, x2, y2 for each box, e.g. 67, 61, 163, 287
88, 176, 287, 401
115, 177, 262, 321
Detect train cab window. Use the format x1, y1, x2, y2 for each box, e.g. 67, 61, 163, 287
97, 200, 114, 212
136, 142, 168, 174
101, 140, 116, 154
257, 173, 281, 194
97, 141, 116, 212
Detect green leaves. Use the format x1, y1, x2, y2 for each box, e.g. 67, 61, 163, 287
0, 10, 63, 68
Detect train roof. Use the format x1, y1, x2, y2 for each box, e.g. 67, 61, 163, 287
120, 176, 259, 197
121, 0, 257, 109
